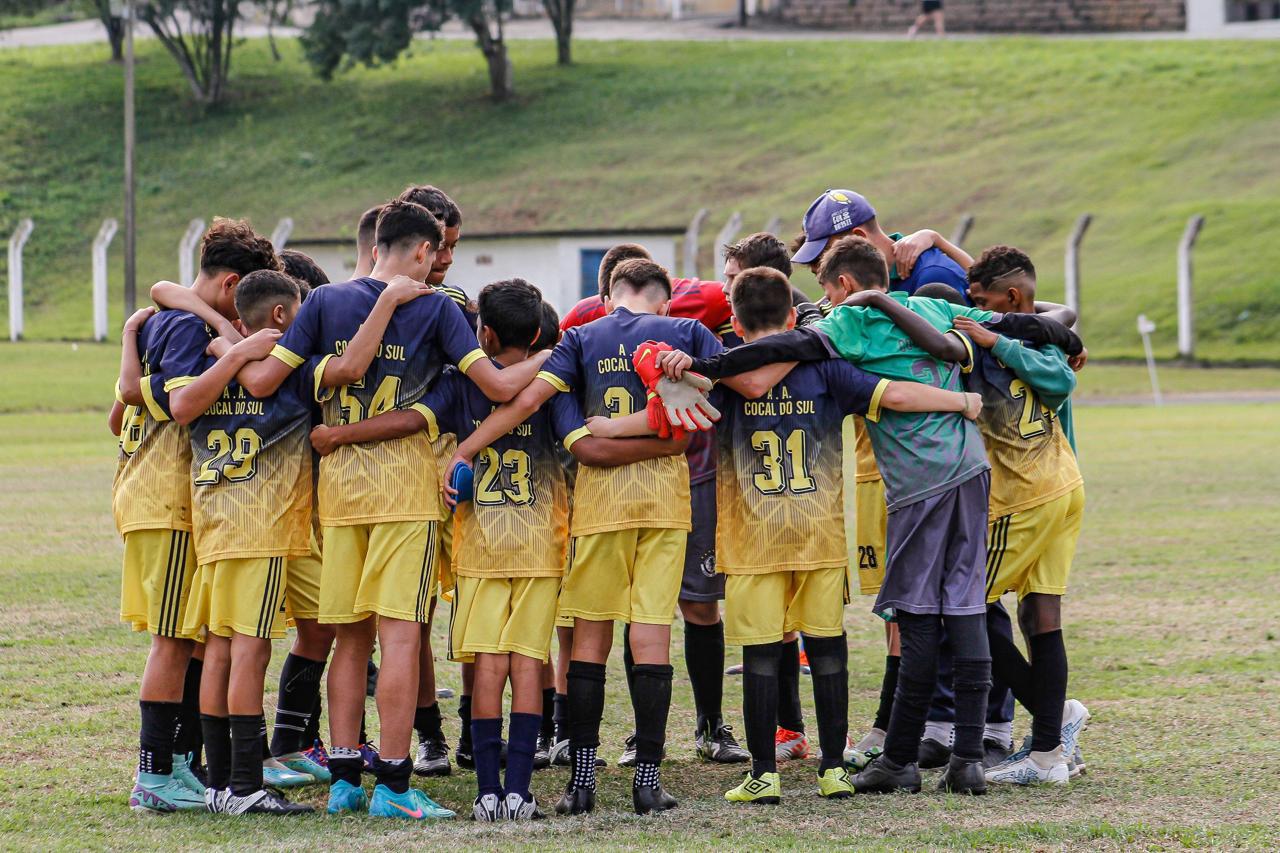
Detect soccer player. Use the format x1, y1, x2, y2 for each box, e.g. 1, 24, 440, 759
443, 259, 784, 815
232, 199, 545, 820
597, 267, 982, 803
281, 249, 331, 292
113, 219, 280, 813
353, 205, 383, 278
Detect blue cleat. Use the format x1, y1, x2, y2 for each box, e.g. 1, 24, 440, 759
171, 752, 207, 796
326, 779, 370, 814
279, 752, 332, 784
369, 785, 455, 820
130, 772, 205, 813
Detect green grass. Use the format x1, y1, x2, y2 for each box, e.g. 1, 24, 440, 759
0, 0, 90, 30
0, 349, 1278, 848
1, 37, 1279, 359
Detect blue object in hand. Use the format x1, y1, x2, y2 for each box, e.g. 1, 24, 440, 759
449, 462, 474, 510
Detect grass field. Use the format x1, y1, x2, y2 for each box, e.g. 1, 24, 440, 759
0, 343, 1278, 849
2, 37, 1280, 359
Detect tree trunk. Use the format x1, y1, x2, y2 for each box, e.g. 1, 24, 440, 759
95, 0, 124, 61
544, 0, 573, 65
467, 12, 512, 100
555, 23, 571, 64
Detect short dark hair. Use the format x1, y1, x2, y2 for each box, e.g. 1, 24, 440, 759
610, 258, 671, 300
397, 185, 462, 229
725, 232, 792, 279
357, 205, 383, 251
913, 282, 967, 306
280, 249, 330, 291
816, 236, 888, 292
477, 278, 544, 350
199, 218, 280, 277
598, 243, 652, 298
729, 267, 793, 333
375, 200, 444, 253
969, 245, 1036, 290
530, 301, 561, 353
235, 269, 300, 330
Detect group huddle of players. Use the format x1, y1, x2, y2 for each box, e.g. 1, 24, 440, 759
110, 184, 1090, 822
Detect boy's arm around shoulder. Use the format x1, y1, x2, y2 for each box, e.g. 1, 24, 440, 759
992, 337, 1076, 411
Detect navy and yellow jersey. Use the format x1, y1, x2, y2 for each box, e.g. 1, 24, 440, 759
537, 307, 724, 535
417, 366, 582, 578
188, 358, 317, 564
851, 416, 881, 483
112, 310, 212, 535
440, 283, 480, 331
714, 360, 887, 575
270, 277, 486, 526
961, 334, 1082, 518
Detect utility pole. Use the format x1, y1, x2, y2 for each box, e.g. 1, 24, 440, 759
123, 0, 137, 316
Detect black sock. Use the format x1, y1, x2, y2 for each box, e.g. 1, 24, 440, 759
988, 609, 1035, 710
457, 694, 473, 751
303, 691, 322, 746
414, 702, 444, 744
946, 613, 991, 762
873, 655, 900, 732
359, 711, 369, 746
540, 688, 556, 740
567, 661, 606, 789
373, 756, 411, 794
883, 612, 941, 766
261, 726, 271, 761
271, 653, 325, 757
552, 692, 569, 743
201, 714, 231, 790
504, 712, 540, 799
803, 634, 849, 773
742, 642, 782, 777
777, 639, 804, 733
174, 658, 203, 761
472, 717, 503, 797
328, 748, 362, 788
1029, 630, 1068, 753
229, 714, 265, 797
622, 623, 637, 698
138, 700, 179, 776
684, 620, 725, 727
630, 663, 673, 770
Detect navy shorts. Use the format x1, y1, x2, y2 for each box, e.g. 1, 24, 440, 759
681, 479, 723, 602
922, 0, 942, 12
875, 472, 990, 618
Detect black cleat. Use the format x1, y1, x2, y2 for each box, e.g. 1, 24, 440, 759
852, 755, 922, 794
917, 737, 951, 769
696, 717, 750, 764
534, 734, 552, 770
455, 736, 474, 769
982, 738, 1012, 769
215, 788, 314, 815
938, 756, 987, 795
555, 783, 595, 815
632, 783, 678, 815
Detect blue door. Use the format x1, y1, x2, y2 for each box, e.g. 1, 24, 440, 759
580, 249, 607, 299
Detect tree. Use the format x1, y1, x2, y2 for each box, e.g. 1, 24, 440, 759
90, 0, 125, 61
138, 0, 241, 104
541, 0, 573, 65
304, 0, 514, 101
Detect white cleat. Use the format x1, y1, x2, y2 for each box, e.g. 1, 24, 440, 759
985, 745, 1070, 786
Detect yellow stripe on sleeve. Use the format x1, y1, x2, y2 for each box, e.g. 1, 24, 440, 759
457, 348, 487, 374
114, 381, 125, 405
537, 371, 571, 394
162, 375, 196, 393
270, 345, 305, 369
409, 403, 441, 442
945, 329, 976, 374
562, 426, 591, 452
140, 376, 170, 422
865, 379, 890, 423
312, 354, 336, 403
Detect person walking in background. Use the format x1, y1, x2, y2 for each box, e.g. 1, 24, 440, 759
908, 0, 945, 38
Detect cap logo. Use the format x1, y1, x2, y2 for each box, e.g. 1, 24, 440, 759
832, 210, 853, 231
829, 191, 850, 203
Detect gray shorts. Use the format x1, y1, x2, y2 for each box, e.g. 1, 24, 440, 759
875, 472, 990, 618
681, 479, 724, 602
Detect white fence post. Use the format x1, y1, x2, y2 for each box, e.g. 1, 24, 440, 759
950, 214, 974, 249
1064, 213, 1092, 332
762, 215, 782, 237
8, 218, 33, 342
1137, 314, 1162, 406
1177, 215, 1205, 362
682, 208, 709, 279
713, 211, 743, 278
93, 218, 119, 342
271, 217, 295, 251
179, 218, 205, 286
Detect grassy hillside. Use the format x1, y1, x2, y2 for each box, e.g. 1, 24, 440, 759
1, 36, 1278, 359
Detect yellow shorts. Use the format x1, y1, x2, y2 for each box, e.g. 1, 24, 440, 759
725, 566, 849, 646
554, 541, 575, 629
120, 528, 200, 639
286, 527, 323, 622
436, 515, 455, 602
450, 575, 559, 663
559, 528, 686, 625
852, 478, 888, 597
985, 486, 1085, 603
319, 520, 438, 624
183, 556, 288, 640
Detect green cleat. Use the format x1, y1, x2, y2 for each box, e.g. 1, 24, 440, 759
278, 752, 332, 784
369, 785, 455, 820
171, 753, 206, 796
130, 772, 206, 814
725, 771, 781, 805
817, 766, 854, 799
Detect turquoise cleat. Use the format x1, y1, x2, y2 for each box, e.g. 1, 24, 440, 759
130, 772, 206, 813
171, 753, 207, 796
369, 785, 455, 820
326, 779, 369, 814
279, 752, 332, 784
263, 756, 315, 788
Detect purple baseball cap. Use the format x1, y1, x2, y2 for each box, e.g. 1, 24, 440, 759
791, 189, 877, 265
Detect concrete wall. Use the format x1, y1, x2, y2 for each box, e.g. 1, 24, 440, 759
776, 0, 1186, 32
289, 234, 679, 319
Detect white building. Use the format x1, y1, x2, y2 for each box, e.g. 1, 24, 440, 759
289, 227, 684, 317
